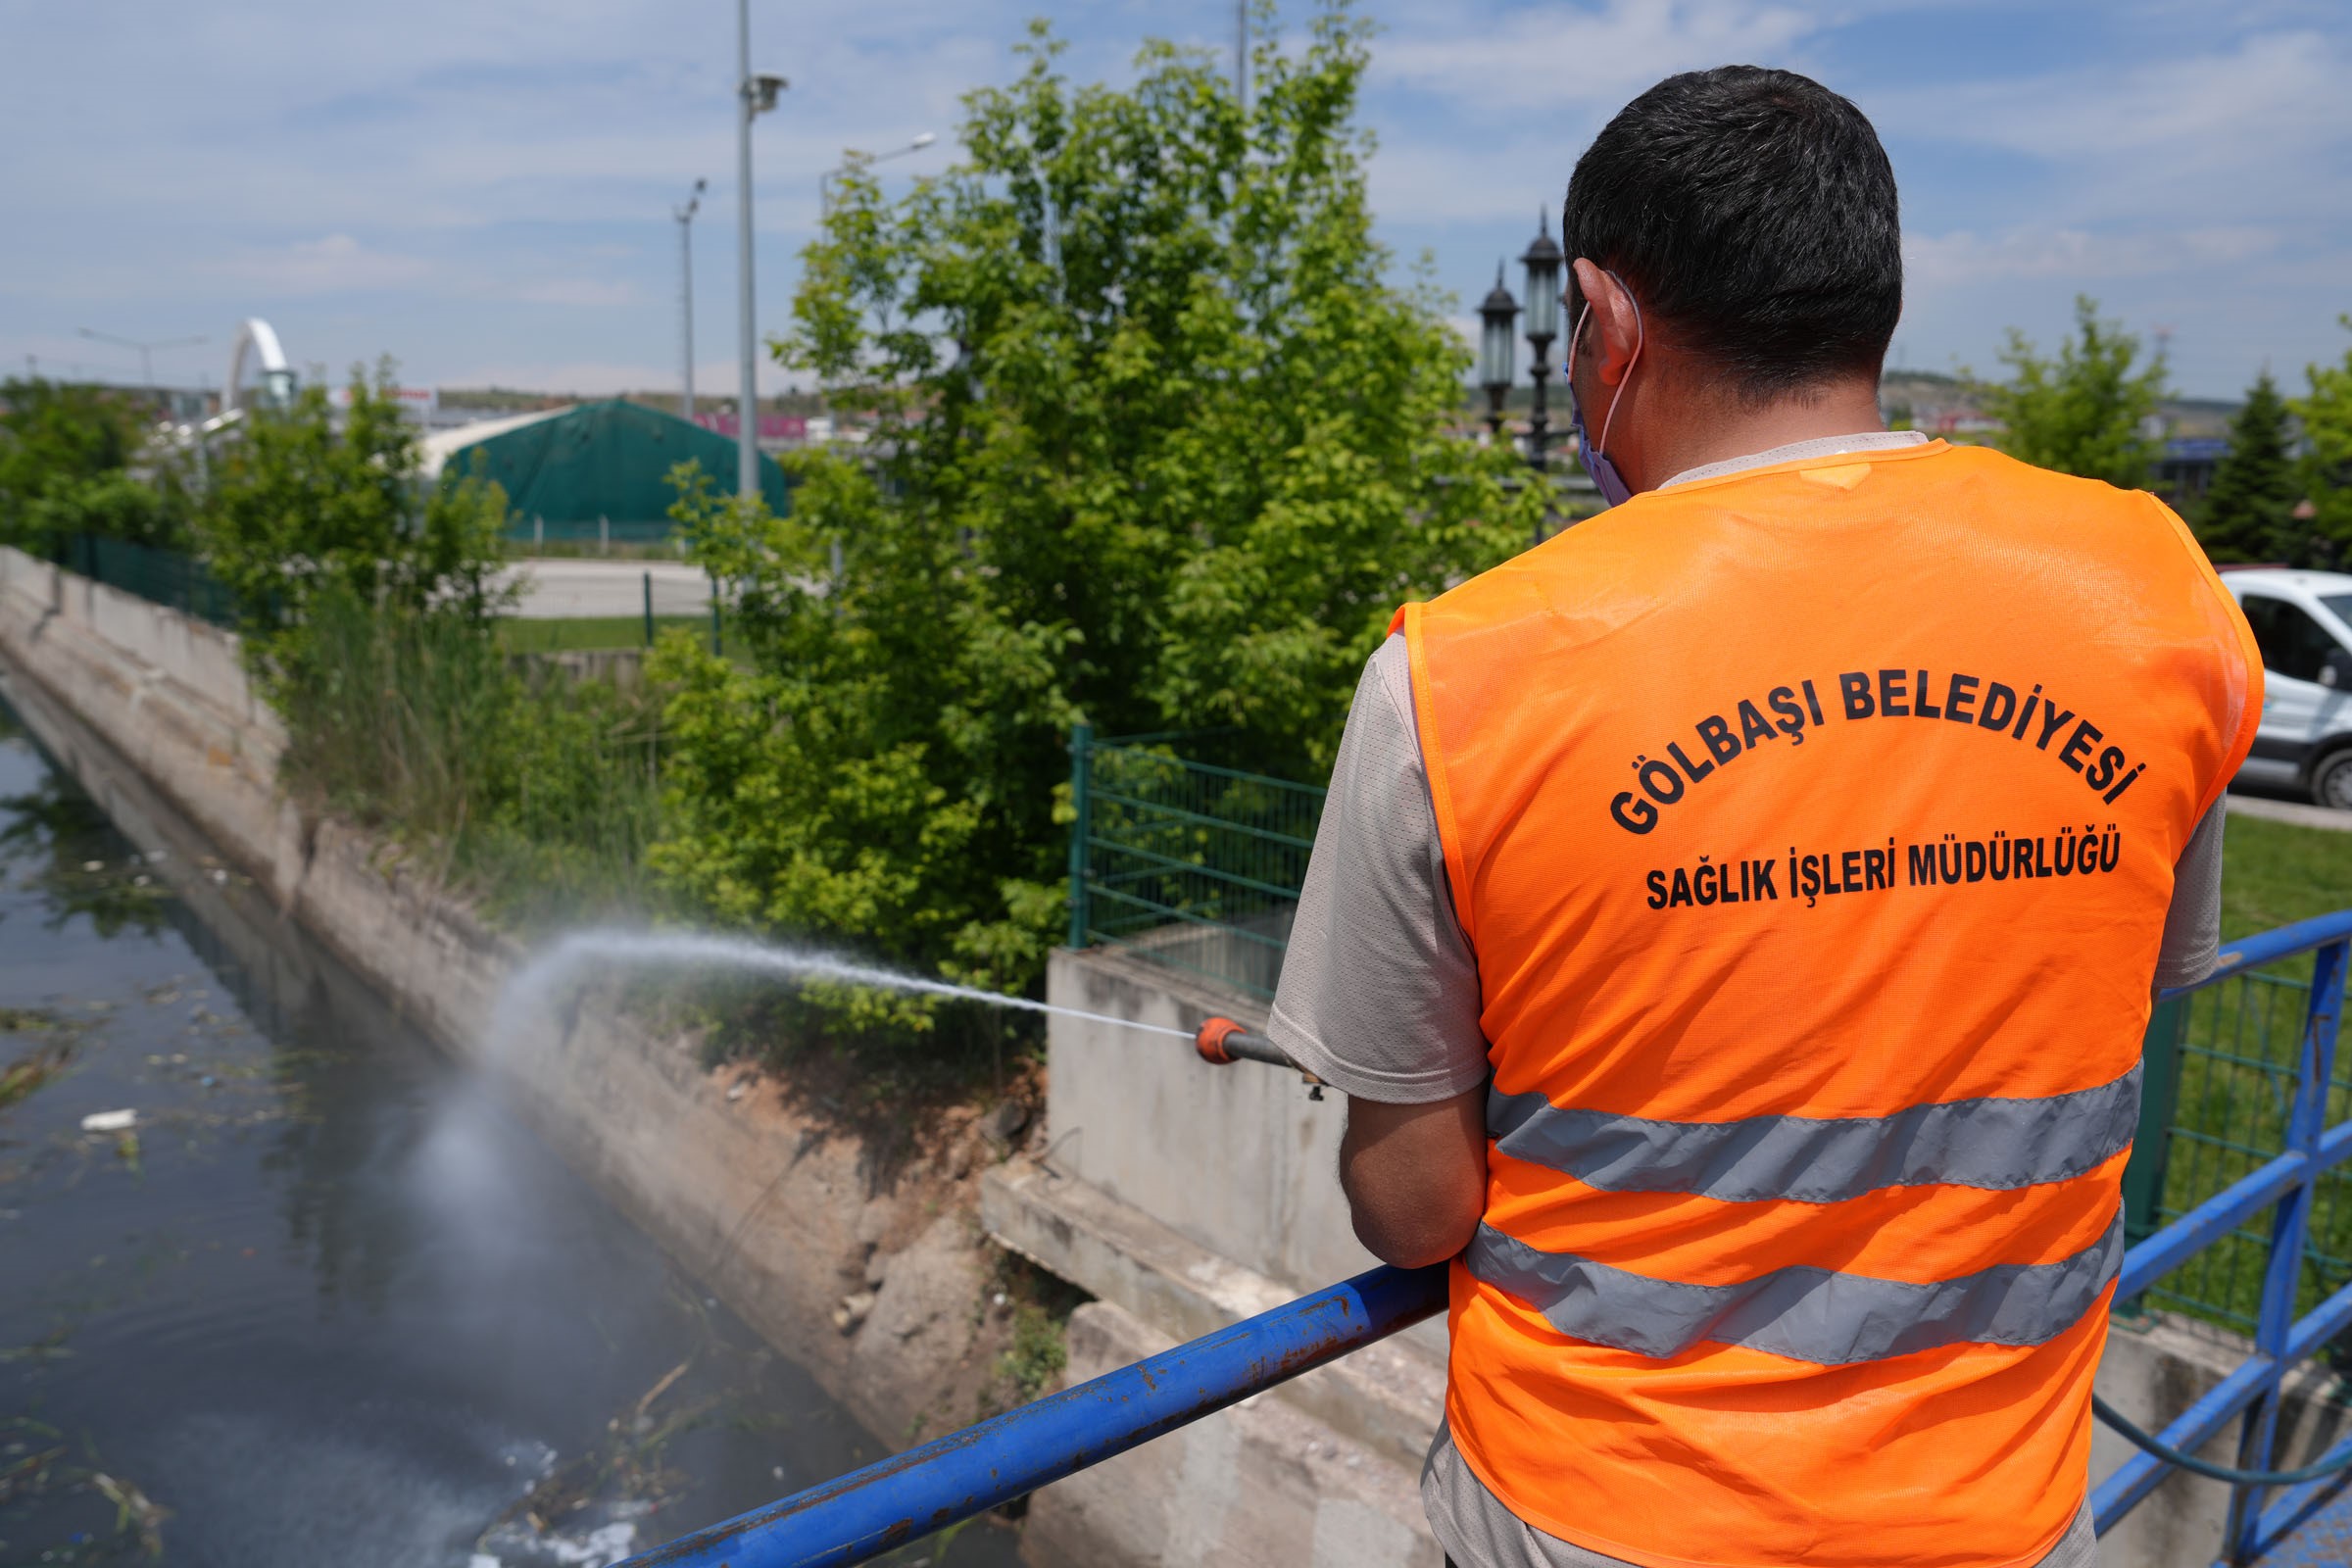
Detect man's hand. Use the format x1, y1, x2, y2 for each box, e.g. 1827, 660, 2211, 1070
1338, 1088, 1487, 1268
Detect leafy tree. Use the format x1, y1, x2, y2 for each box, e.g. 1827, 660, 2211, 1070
0, 378, 188, 553
651, 3, 1542, 996
2196, 370, 2298, 563
2291, 316, 2352, 568
196, 363, 512, 667
1976, 296, 2169, 488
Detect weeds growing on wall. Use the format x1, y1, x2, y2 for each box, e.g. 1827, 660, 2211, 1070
270, 588, 665, 926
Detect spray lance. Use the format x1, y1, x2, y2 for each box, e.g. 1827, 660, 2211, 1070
1191, 1016, 1330, 1099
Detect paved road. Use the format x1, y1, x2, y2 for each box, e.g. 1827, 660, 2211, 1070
2227, 791, 2351, 833
498, 559, 710, 619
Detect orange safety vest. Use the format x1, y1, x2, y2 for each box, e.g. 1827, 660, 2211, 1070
1393, 441, 2260, 1568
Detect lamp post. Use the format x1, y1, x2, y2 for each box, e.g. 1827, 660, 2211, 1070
75, 327, 207, 393
1518, 214, 1564, 544
735, 0, 787, 502
675, 178, 707, 422
820, 132, 937, 216
1477, 264, 1519, 448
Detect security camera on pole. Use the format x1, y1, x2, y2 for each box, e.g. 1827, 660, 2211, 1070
735, 0, 786, 502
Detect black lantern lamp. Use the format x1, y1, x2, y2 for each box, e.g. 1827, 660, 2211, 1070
1477, 263, 1519, 445
1519, 213, 1564, 472
1519, 213, 1565, 544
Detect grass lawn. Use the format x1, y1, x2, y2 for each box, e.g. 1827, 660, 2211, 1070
497, 615, 711, 654
2217, 808, 2352, 940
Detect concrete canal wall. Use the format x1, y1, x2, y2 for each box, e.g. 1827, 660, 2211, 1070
2, 544, 2338, 1567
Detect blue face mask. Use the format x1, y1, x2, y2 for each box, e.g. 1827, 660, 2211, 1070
1567, 273, 1644, 508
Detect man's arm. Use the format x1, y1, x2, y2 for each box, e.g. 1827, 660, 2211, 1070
1340, 1089, 1487, 1268
1266, 637, 1493, 1267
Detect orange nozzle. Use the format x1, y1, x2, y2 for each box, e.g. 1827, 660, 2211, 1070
1196, 1016, 1244, 1065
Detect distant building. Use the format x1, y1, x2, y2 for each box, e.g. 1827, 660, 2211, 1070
2153, 437, 2231, 509
419, 399, 791, 545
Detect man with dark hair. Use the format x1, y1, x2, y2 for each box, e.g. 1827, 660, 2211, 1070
1266, 67, 2259, 1568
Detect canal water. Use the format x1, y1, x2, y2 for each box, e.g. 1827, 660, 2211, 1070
0, 693, 1017, 1568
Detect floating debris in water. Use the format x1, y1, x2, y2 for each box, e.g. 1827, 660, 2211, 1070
79, 1109, 137, 1134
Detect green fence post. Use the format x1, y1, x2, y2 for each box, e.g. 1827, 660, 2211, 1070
1067, 722, 1093, 951
2118, 996, 2190, 1313
642, 570, 655, 647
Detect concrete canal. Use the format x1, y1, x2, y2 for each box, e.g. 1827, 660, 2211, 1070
0, 695, 1018, 1568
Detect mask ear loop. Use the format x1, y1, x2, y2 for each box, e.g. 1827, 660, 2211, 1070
1592, 272, 1644, 460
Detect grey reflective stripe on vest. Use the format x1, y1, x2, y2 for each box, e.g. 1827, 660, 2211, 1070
1489, 1063, 2140, 1204
1466, 1212, 2123, 1364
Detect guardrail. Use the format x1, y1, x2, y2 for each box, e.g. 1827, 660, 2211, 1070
2127, 949, 2352, 1336
612, 1264, 1446, 1568
620, 909, 2352, 1568
1064, 724, 1324, 1000
2096, 909, 2352, 1563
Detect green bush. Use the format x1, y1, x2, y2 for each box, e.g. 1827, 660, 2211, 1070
0, 378, 189, 555
199, 364, 510, 663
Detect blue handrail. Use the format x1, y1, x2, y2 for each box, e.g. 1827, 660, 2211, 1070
2095, 910, 2351, 1564
621, 910, 2352, 1568
613, 1263, 1447, 1568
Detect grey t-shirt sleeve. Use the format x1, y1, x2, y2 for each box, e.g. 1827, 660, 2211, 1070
2154, 802, 2227, 990
1266, 636, 1489, 1103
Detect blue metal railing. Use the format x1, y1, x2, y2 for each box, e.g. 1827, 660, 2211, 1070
622, 910, 2352, 1568
2094, 910, 2352, 1564
613, 1264, 1446, 1568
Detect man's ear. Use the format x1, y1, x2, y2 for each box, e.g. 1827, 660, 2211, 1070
1569, 259, 1640, 388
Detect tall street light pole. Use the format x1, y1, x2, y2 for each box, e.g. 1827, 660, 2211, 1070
76, 327, 206, 392
1236, 0, 1249, 111
675, 177, 707, 421
735, 0, 786, 502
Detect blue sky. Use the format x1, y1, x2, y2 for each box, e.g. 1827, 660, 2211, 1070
2, 0, 2346, 402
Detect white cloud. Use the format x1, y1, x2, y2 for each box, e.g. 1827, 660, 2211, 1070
505, 278, 641, 309
1904, 224, 2281, 288
1374, 0, 1820, 114
1870, 28, 2352, 224
217, 234, 438, 294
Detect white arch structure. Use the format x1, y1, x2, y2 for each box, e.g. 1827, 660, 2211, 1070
223, 318, 296, 414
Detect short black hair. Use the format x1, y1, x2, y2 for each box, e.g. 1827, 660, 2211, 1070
1561, 66, 1900, 402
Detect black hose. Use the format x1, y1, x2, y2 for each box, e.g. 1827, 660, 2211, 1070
2092, 1392, 2352, 1487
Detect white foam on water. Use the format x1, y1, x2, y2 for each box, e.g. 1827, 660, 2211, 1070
491, 927, 1195, 1054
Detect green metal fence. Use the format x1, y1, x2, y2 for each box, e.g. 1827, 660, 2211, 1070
2126, 955, 2352, 1335
57, 534, 237, 628
1065, 725, 1325, 1000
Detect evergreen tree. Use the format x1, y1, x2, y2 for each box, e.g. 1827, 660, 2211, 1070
2197, 370, 2297, 563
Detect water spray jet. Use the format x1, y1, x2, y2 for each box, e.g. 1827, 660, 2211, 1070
494, 928, 1198, 1047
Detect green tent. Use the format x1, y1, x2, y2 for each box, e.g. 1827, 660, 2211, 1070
424, 399, 790, 543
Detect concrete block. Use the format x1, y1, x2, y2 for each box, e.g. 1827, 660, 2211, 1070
984, 1157, 1445, 1470
1022, 1300, 1441, 1568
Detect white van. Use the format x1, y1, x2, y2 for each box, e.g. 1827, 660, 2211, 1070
2218, 566, 2352, 810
